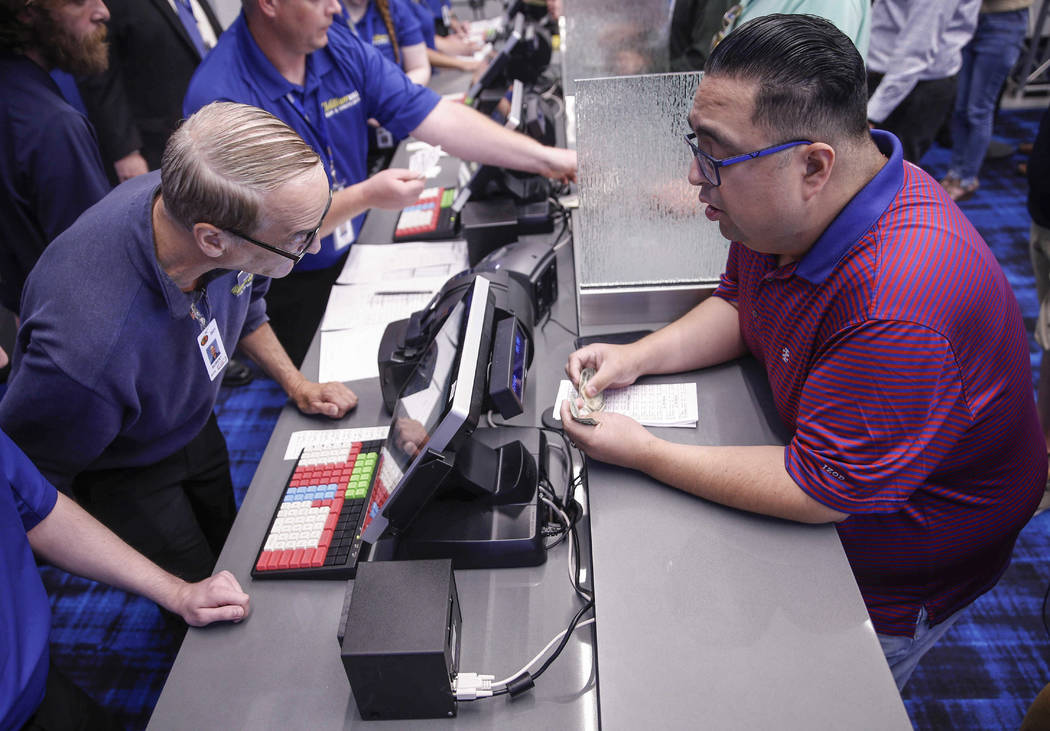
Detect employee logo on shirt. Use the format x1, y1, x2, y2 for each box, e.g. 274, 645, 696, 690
200, 334, 209, 346
323, 91, 361, 118
781, 347, 790, 363
371, 33, 391, 46
231, 271, 254, 296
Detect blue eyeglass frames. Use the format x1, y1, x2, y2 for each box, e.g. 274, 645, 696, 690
684, 133, 813, 187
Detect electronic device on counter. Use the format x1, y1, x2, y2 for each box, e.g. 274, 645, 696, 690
378, 269, 537, 413
252, 439, 383, 580
367, 276, 545, 569
465, 13, 524, 113
341, 559, 461, 720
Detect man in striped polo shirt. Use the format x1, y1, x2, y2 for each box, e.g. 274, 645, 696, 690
562, 14, 1046, 690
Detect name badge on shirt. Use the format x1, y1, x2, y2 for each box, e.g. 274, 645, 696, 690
197, 319, 229, 381
376, 126, 395, 150
332, 180, 354, 250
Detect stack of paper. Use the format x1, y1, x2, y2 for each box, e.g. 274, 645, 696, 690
317, 241, 469, 383
552, 380, 698, 428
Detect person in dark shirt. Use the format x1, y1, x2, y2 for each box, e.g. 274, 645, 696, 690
0, 0, 111, 317
0, 102, 357, 582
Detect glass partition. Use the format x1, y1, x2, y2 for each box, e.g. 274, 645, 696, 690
560, 0, 672, 93
574, 71, 729, 297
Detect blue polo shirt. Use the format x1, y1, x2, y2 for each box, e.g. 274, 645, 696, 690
409, 0, 437, 49
0, 173, 270, 491
0, 429, 57, 730
348, 0, 426, 66
713, 130, 1046, 635
0, 54, 110, 314
184, 14, 441, 272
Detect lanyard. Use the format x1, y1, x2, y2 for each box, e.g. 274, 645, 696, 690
189, 286, 210, 332
285, 87, 341, 187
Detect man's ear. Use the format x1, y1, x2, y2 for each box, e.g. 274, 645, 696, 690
193, 223, 228, 260
801, 143, 835, 201
255, 0, 281, 20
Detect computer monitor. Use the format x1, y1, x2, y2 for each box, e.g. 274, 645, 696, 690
464, 13, 524, 110
361, 276, 494, 544
504, 79, 525, 130
362, 275, 545, 568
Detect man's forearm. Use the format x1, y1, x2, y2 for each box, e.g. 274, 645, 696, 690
640, 441, 847, 524
27, 494, 187, 613
237, 322, 308, 397
632, 295, 748, 376
411, 98, 553, 175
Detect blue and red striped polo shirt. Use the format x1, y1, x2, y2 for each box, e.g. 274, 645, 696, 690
713, 130, 1047, 636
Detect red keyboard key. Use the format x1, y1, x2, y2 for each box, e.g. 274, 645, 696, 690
320, 529, 333, 549
310, 547, 325, 567
325, 513, 338, 532
256, 551, 272, 572
277, 551, 292, 570
312, 499, 324, 508
291, 549, 304, 569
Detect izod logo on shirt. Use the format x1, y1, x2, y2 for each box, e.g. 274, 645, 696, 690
323, 91, 361, 118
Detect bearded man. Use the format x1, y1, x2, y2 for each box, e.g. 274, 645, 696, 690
0, 0, 111, 318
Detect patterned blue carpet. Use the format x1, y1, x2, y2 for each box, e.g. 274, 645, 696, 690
36, 107, 1050, 730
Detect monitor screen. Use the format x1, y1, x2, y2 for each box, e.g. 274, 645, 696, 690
361, 276, 494, 543
464, 13, 524, 107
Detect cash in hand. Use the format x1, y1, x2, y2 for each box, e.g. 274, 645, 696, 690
569, 367, 605, 425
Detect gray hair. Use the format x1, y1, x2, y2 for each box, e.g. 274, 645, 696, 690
161, 102, 323, 233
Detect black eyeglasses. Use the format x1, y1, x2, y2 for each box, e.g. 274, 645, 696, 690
226, 188, 333, 263
684, 133, 812, 187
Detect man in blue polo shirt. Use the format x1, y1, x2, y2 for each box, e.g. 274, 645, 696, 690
183, 0, 577, 365
0, 0, 112, 318
1, 427, 250, 730
0, 102, 357, 583
562, 14, 1045, 690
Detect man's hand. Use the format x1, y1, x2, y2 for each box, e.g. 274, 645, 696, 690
560, 401, 655, 469
363, 168, 428, 209
114, 150, 150, 182
170, 570, 251, 627
540, 147, 577, 183
291, 380, 358, 418
566, 342, 642, 398
439, 34, 481, 57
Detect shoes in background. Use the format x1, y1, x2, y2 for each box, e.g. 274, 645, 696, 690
939, 175, 979, 203
222, 358, 254, 388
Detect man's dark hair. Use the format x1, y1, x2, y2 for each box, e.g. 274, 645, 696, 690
704, 14, 869, 144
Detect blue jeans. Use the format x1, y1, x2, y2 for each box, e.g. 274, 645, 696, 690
948, 8, 1029, 182
878, 605, 965, 690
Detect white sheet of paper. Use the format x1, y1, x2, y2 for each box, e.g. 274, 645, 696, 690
336, 241, 469, 287
283, 425, 390, 460
318, 327, 388, 383
321, 285, 434, 332
552, 380, 698, 427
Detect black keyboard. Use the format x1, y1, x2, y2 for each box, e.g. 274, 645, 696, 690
251, 440, 383, 580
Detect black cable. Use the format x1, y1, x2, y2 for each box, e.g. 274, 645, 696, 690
543, 316, 577, 337
530, 599, 595, 682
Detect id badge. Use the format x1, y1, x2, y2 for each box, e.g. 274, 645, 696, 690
442, 5, 452, 26
196, 319, 229, 381
375, 126, 394, 149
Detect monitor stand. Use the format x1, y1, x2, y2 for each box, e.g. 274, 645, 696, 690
393, 438, 546, 569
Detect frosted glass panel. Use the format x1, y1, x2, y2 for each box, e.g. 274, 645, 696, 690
574, 72, 730, 288
561, 0, 671, 90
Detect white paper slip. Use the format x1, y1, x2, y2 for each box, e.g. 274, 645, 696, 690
319, 327, 387, 383
408, 144, 443, 178
321, 285, 434, 332
552, 380, 698, 428
337, 241, 469, 287
283, 426, 390, 460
